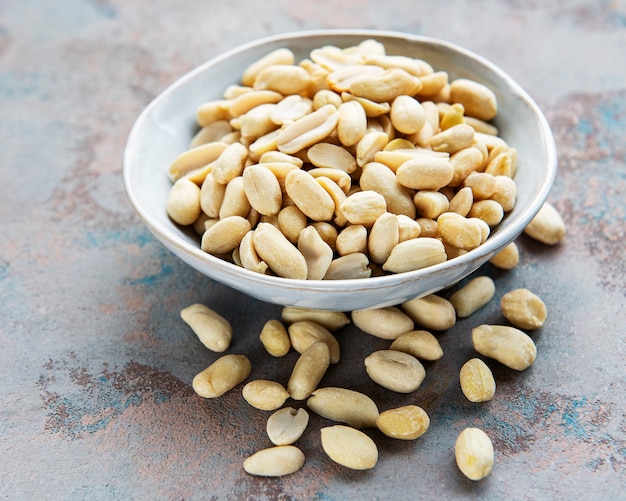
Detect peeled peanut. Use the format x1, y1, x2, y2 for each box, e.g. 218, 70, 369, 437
270, 94, 313, 124
472, 324, 537, 370
339, 190, 387, 226
524, 202, 566, 245
324, 253, 372, 280
277, 205, 307, 244
307, 387, 379, 428
180, 303, 232, 353
287, 341, 330, 400
242, 380, 290, 411
337, 100, 367, 147
218, 176, 250, 219
167, 178, 201, 226
390, 95, 426, 134
356, 131, 389, 167
489, 242, 519, 270
242, 47, 295, 86
259, 319, 290, 357
430, 124, 475, 154
352, 306, 413, 340
276, 104, 339, 154
253, 64, 312, 95
228, 90, 283, 118
359, 162, 416, 218
201, 215, 251, 255
382, 237, 447, 274
287, 320, 340, 364
266, 407, 310, 446
298, 226, 334, 280
460, 358, 496, 402
349, 67, 422, 102
455, 427, 494, 481
364, 350, 426, 393
500, 288, 547, 330
468, 200, 504, 227
238, 230, 269, 274
200, 172, 226, 218
211, 142, 248, 185
320, 425, 378, 470
401, 294, 456, 331
396, 156, 454, 191
192, 354, 251, 398
169, 141, 228, 181
336, 224, 368, 256
243, 445, 305, 477
437, 212, 484, 251
449, 276, 496, 318
253, 222, 308, 279
450, 78, 498, 121
242, 163, 282, 216
284, 168, 336, 222
376, 405, 430, 440
413, 190, 450, 219
281, 306, 350, 331
368, 212, 400, 265
389, 330, 443, 361
307, 142, 357, 173
448, 186, 474, 216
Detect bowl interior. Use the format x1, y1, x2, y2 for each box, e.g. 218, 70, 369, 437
123, 30, 557, 311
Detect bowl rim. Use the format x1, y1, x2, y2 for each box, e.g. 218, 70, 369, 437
123, 29, 557, 295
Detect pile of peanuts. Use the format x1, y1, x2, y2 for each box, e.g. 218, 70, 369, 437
181, 198, 566, 480
166, 39, 521, 280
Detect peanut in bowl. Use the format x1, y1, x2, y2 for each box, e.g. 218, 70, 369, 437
123, 29, 557, 311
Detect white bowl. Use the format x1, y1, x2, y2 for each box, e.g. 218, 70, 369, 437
123, 29, 557, 311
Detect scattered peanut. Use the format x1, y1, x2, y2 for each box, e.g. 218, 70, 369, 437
180, 303, 232, 352
307, 387, 380, 429
243, 445, 305, 477
266, 407, 310, 445
364, 350, 426, 393
259, 319, 291, 357
401, 294, 456, 331
389, 330, 443, 361
459, 358, 496, 402
455, 427, 494, 480
500, 288, 547, 330
376, 405, 430, 440
288, 320, 341, 363
287, 341, 331, 400
242, 379, 289, 411
192, 354, 251, 398
449, 276, 496, 318
524, 201, 566, 245
489, 242, 519, 270
320, 425, 378, 470
352, 306, 414, 340
472, 324, 537, 370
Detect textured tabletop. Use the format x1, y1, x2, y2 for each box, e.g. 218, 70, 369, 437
1, 1, 625, 500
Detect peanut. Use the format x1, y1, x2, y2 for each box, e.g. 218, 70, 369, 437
401, 294, 456, 331
324, 253, 372, 280
500, 288, 547, 330
382, 237, 447, 274
284, 168, 336, 222
320, 425, 378, 470
389, 330, 443, 361
489, 242, 520, 269
364, 350, 426, 393
243, 445, 305, 477
307, 387, 380, 428
376, 405, 430, 440
180, 304, 232, 353
259, 319, 290, 357
167, 178, 201, 226
242, 379, 290, 411
449, 78, 498, 121
472, 324, 537, 370
266, 407, 310, 445
252, 222, 308, 279
287, 320, 340, 364
242, 163, 282, 216
298, 225, 334, 280
524, 201, 566, 245
281, 306, 350, 331
455, 427, 494, 480
276, 104, 339, 154
449, 276, 496, 318
287, 341, 331, 400
200, 215, 251, 255
459, 358, 496, 402
192, 354, 251, 398
352, 306, 414, 340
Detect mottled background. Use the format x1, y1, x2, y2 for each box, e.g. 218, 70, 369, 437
1, 1, 625, 500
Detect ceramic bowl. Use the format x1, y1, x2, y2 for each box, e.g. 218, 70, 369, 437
123, 30, 557, 311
